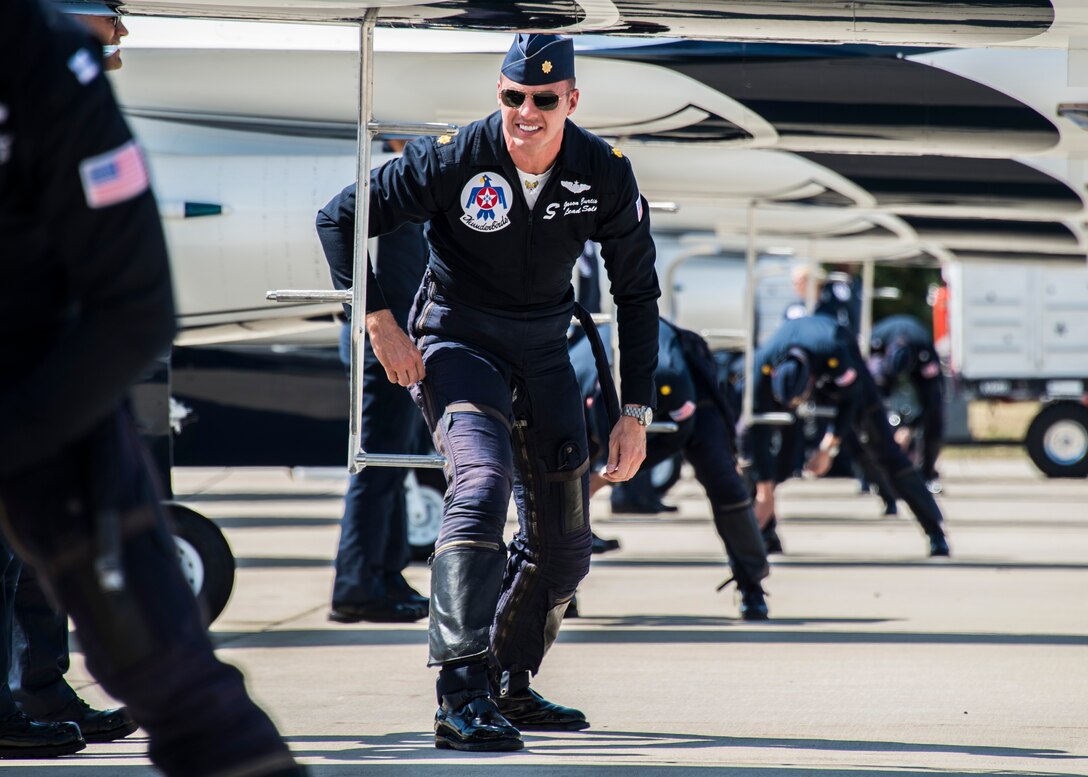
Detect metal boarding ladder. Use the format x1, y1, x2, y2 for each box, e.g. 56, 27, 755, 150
267, 14, 675, 474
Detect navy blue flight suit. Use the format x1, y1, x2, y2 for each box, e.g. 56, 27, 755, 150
739, 317, 948, 554
573, 321, 769, 606
780, 275, 861, 480
363, 114, 659, 703
0, 2, 298, 772
318, 185, 429, 617
869, 315, 945, 481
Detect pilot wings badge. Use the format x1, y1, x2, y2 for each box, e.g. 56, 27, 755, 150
561, 180, 591, 194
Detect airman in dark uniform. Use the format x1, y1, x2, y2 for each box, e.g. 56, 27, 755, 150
869, 314, 945, 488
0, 1, 299, 771
738, 317, 950, 558
359, 34, 659, 751
573, 320, 771, 619
318, 172, 431, 624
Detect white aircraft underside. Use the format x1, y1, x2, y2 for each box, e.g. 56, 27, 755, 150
106, 6, 1088, 343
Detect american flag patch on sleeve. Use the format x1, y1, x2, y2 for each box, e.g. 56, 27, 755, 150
78, 140, 149, 209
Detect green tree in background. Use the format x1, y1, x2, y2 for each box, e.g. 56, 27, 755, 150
872, 264, 943, 334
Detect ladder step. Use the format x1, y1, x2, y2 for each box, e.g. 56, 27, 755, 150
266, 290, 351, 303
368, 121, 459, 137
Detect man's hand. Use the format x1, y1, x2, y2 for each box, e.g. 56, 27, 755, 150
365, 309, 425, 386
804, 449, 833, 477
600, 416, 647, 483
894, 427, 912, 451
754, 481, 775, 528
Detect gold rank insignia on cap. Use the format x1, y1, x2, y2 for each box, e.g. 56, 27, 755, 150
660, 385, 672, 396
828, 357, 839, 368
437, 135, 452, 145
761, 365, 772, 375
542, 60, 553, 74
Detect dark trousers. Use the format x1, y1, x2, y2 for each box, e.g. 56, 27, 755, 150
638, 400, 768, 590
0, 410, 294, 775
332, 325, 420, 605
0, 535, 18, 717
411, 283, 591, 693
8, 563, 74, 717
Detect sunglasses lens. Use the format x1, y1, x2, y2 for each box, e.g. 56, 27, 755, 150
532, 93, 560, 111
501, 89, 526, 108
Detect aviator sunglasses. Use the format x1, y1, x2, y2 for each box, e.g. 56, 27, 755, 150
500, 88, 569, 112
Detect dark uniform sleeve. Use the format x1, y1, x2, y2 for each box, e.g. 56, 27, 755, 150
315, 183, 370, 313
595, 154, 660, 407
0, 8, 175, 475
823, 338, 865, 439
739, 367, 778, 483
361, 138, 449, 314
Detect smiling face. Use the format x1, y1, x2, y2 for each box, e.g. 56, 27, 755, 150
497, 75, 579, 173
75, 12, 128, 70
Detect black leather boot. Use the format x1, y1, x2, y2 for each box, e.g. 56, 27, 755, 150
892, 470, 950, 556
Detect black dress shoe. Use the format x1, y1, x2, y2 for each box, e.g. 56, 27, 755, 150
384, 576, 430, 608
591, 534, 621, 554
434, 694, 523, 752
328, 598, 428, 623
928, 535, 950, 557
739, 587, 769, 621
497, 688, 589, 731
35, 697, 138, 744
761, 517, 784, 555
0, 711, 85, 758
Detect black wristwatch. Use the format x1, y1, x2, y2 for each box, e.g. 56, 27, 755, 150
621, 405, 654, 426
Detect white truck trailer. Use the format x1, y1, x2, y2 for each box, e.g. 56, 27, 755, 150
944, 260, 1088, 477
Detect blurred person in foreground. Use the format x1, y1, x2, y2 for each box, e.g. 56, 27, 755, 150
0, 0, 301, 771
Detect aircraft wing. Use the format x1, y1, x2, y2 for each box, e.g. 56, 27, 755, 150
113, 0, 1068, 48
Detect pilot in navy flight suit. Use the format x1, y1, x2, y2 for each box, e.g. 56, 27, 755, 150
318, 169, 431, 625
359, 34, 659, 751
869, 314, 945, 487
738, 316, 951, 558
572, 320, 771, 619
0, 1, 300, 772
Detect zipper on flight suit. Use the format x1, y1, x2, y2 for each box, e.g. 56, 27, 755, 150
493, 418, 538, 657
431, 539, 503, 561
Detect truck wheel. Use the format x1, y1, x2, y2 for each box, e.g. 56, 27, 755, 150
165, 502, 236, 625
1026, 403, 1088, 479
407, 469, 446, 561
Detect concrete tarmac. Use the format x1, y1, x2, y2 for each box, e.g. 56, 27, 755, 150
5, 449, 1087, 775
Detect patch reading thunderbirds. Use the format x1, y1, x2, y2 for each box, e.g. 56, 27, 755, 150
460, 172, 512, 233
542, 60, 553, 74
437, 135, 452, 145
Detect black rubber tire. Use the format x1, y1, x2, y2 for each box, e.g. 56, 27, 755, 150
409, 468, 447, 561
164, 502, 236, 625
1025, 402, 1088, 479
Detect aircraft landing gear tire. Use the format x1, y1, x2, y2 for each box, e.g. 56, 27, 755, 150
164, 502, 236, 625
1025, 402, 1088, 479
406, 468, 446, 562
